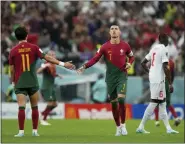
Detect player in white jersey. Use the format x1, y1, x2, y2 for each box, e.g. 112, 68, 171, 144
136, 33, 179, 134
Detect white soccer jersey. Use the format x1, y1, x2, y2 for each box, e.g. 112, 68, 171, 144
145, 44, 169, 83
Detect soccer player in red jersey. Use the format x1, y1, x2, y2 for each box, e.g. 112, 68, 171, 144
154, 58, 181, 127
77, 25, 135, 136
9, 26, 75, 137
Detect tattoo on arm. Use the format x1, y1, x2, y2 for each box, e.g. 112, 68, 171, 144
141, 58, 149, 73
163, 62, 172, 85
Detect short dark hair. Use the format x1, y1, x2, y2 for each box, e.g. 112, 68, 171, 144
158, 33, 168, 43
14, 26, 28, 41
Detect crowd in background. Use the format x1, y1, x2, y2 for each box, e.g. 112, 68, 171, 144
1, 1, 184, 76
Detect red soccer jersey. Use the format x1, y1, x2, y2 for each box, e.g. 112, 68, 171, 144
85, 40, 134, 83
9, 42, 45, 88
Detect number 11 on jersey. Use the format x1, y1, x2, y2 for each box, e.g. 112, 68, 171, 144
21, 54, 30, 71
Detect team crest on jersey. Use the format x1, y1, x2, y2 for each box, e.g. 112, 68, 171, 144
120, 49, 124, 55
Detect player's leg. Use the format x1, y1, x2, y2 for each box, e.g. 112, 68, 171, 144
136, 102, 157, 134
168, 103, 181, 126
40, 89, 57, 125
165, 81, 181, 126
110, 90, 121, 136
136, 83, 159, 134
116, 79, 128, 135
14, 88, 27, 137
159, 102, 179, 134
154, 105, 160, 126
29, 87, 40, 136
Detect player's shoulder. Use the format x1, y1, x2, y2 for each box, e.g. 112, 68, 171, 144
99, 41, 110, 50
121, 40, 129, 45
120, 40, 131, 49
102, 41, 110, 47
25, 42, 39, 49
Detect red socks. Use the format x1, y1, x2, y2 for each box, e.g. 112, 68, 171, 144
32, 106, 39, 129
111, 102, 120, 126
18, 107, 25, 130
168, 105, 178, 118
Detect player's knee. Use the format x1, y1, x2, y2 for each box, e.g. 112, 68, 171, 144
53, 101, 58, 107
118, 94, 126, 99
117, 96, 125, 104
110, 99, 118, 108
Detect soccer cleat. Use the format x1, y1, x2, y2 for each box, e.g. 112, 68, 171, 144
174, 118, 181, 127
155, 121, 160, 127
32, 132, 40, 136
136, 128, 150, 134
121, 126, 128, 135
167, 129, 179, 134
40, 120, 51, 126
115, 127, 122, 136
14, 133, 24, 137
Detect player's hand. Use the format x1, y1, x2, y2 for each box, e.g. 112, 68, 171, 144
41, 63, 50, 68
77, 66, 85, 74
64, 62, 76, 70
126, 63, 131, 69
169, 84, 174, 93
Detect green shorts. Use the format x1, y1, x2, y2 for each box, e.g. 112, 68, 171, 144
41, 88, 56, 101
107, 80, 127, 101
165, 80, 171, 107
15, 86, 39, 96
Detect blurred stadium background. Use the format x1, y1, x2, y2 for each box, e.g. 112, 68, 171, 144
1, 1, 184, 120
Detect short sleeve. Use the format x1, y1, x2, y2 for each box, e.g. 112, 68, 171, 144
145, 51, 151, 61
9, 51, 13, 65
125, 43, 133, 56
35, 46, 45, 59
161, 48, 169, 63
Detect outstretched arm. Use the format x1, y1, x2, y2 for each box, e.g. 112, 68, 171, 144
77, 46, 104, 74
141, 58, 149, 73
35, 46, 75, 70
43, 55, 75, 69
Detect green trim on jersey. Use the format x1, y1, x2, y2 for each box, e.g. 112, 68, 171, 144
15, 61, 39, 88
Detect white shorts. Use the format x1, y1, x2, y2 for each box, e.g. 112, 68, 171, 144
150, 81, 166, 100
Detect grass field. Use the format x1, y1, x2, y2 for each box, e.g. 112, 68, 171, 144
1, 119, 184, 143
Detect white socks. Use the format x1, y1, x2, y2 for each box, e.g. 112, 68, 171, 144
139, 102, 172, 131
139, 102, 157, 129
19, 130, 24, 134
159, 102, 171, 130
32, 129, 38, 133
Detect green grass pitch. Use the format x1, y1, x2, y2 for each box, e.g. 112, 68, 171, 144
1, 119, 184, 143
